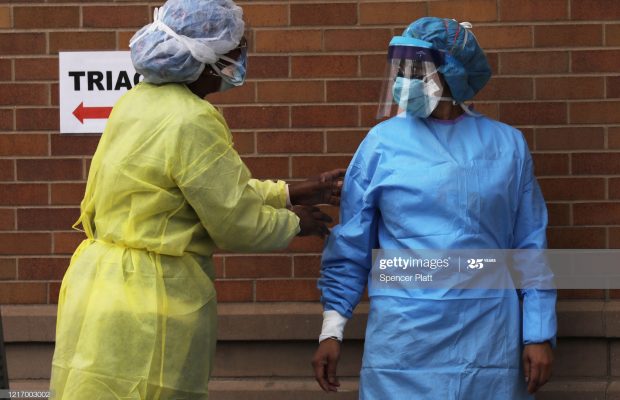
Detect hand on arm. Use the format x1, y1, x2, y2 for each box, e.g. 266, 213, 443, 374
288, 168, 346, 206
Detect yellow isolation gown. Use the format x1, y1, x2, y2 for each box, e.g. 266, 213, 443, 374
50, 82, 300, 399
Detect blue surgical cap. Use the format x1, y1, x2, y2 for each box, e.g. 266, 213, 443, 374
403, 17, 491, 102
130, 0, 245, 84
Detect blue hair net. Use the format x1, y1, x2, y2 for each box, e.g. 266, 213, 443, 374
403, 17, 491, 102
129, 0, 245, 84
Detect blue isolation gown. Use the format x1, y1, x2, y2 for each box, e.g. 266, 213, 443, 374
319, 113, 557, 400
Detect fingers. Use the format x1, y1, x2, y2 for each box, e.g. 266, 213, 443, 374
326, 353, 340, 390
527, 362, 540, 394
319, 168, 347, 183
312, 357, 330, 392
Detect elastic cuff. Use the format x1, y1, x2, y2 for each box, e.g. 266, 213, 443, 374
319, 310, 348, 343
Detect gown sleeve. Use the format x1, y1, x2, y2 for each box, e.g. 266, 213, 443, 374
172, 108, 300, 252
318, 147, 379, 319
246, 179, 288, 209
512, 144, 558, 348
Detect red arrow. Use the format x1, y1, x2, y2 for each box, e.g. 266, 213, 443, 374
72, 102, 113, 124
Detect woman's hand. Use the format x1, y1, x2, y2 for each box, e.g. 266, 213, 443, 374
522, 342, 553, 394
291, 205, 333, 238
312, 338, 341, 392
288, 168, 346, 206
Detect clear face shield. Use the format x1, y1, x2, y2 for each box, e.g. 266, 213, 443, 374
209, 36, 248, 91
377, 37, 445, 119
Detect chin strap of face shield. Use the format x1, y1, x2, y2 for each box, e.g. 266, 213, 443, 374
129, 7, 220, 65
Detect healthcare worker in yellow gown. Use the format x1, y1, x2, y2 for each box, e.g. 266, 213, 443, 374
49, 1, 343, 398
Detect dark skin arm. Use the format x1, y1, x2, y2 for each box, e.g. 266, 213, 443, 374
312, 338, 341, 392
522, 341, 553, 394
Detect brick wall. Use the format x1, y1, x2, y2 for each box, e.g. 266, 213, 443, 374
0, 0, 619, 305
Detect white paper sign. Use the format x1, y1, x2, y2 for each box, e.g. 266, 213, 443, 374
59, 51, 142, 134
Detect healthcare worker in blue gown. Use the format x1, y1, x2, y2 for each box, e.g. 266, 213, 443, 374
312, 17, 557, 400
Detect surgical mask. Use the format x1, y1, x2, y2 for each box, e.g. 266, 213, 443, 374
392, 75, 442, 118
209, 52, 247, 90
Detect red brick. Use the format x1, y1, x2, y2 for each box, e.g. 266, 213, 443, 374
292, 55, 357, 78
285, 236, 325, 253
606, 24, 620, 46
472, 103, 499, 120
0, 258, 16, 280
18, 257, 69, 280
214, 280, 253, 302
256, 279, 319, 301
0, 59, 11, 81
571, 102, 620, 124
572, 153, 620, 175
257, 131, 323, 154
222, 106, 288, 130
244, 4, 288, 27
500, 52, 569, 74
206, 82, 255, 105
0, 232, 51, 255
257, 81, 323, 103
571, 0, 620, 20
326, 130, 366, 153
0, 109, 12, 131
53, 231, 85, 254
536, 77, 604, 100
225, 255, 292, 278
18, 207, 80, 231
0, 33, 45, 55
231, 132, 254, 155
572, 50, 620, 73
292, 105, 357, 128
429, 0, 498, 22
360, 104, 386, 128
256, 30, 322, 53
51, 135, 100, 156
0, 160, 14, 181
547, 203, 570, 226
0, 184, 48, 206
0, 209, 14, 230
213, 255, 224, 279
291, 3, 357, 26
248, 56, 289, 79
499, 103, 567, 126
0, 133, 48, 156
475, 26, 532, 49
324, 29, 392, 52
521, 128, 535, 149
117, 31, 134, 50
360, 55, 385, 78
0, 282, 47, 304
49, 281, 61, 304
359, 2, 425, 25
14, 58, 58, 81
51, 183, 85, 205
535, 127, 605, 150
531, 153, 569, 176
293, 255, 322, 278
16, 108, 58, 131
476, 78, 533, 101
534, 24, 602, 47
83, 6, 148, 28
574, 203, 620, 225
0, 84, 48, 106
558, 289, 605, 300
538, 178, 605, 201
292, 156, 351, 178
242, 156, 289, 180
0, 6, 9, 28
17, 159, 83, 181
547, 227, 606, 249
500, 0, 568, 21
14, 6, 79, 29
611, 227, 620, 248
608, 76, 620, 98
49, 32, 116, 54
610, 178, 620, 199
610, 127, 620, 150
326, 80, 383, 103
